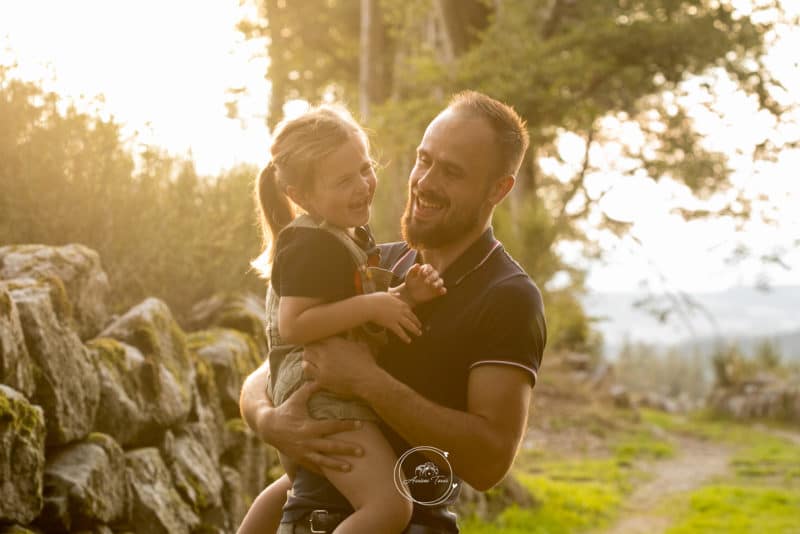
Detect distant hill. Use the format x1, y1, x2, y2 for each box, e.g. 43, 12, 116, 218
675, 328, 800, 360
582, 285, 800, 359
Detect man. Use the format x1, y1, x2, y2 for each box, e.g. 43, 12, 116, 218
240, 91, 546, 533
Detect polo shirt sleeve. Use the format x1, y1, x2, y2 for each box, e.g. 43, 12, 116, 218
272, 228, 355, 301
470, 276, 546, 386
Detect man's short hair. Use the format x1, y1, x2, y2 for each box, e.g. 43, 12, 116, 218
447, 91, 530, 178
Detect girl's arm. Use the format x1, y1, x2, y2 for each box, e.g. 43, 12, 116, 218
279, 293, 422, 345
390, 263, 446, 307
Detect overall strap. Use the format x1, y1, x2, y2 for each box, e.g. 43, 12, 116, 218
288, 214, 369, 268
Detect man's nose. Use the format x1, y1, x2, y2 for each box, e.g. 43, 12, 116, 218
416, 164, 439, 191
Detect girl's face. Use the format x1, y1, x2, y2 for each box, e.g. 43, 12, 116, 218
304, 134, 377, 229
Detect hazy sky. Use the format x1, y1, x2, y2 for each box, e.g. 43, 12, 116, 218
1, 0, 798, 294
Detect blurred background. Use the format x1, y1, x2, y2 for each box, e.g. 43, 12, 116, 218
1, 1, 799, 532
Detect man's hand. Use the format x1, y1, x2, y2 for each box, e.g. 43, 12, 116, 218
241, 365, 363, 473
303, 337, 377, 399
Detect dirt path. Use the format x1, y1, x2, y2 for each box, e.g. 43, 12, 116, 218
599, 437, 732, 534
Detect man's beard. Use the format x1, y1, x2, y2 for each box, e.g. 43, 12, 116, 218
401, 191, 483, 249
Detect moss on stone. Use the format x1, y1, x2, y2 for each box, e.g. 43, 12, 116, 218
1, 526, 38, 534
35, 273, 73, 323
186, 330, 217, 352
0, 288, 12, 316
0, 388, 44, 440
87, 337, 127, 371
225, 418, 248, 435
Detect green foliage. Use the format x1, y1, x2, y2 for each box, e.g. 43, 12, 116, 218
616, 339, 710, 400
242, 0, 783, 354
0, 70, 264, 320
755, 338, 783, 369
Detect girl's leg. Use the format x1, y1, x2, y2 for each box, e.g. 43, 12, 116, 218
322, 422, 413, 534
237, 473, 292, 534
277, 450, 298, 480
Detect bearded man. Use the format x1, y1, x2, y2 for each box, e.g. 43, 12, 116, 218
239, 90, 546, 534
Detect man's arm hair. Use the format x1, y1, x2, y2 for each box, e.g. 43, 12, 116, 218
360, 363, 532, 490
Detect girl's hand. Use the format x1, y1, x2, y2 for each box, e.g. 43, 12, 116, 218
366, 292, 422, 343
403, 263, 447, 306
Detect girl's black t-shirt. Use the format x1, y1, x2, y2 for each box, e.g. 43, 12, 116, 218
271, 226, 358, 301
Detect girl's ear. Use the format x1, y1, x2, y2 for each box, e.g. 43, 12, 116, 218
285, 185, 305, 207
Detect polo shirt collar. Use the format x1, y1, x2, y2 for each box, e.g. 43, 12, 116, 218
439, 227, 502, 288
394, 227, 501, 288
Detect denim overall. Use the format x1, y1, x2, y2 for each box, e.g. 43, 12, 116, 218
265, 214, 393, 420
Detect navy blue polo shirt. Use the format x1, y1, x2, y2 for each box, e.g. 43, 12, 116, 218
282, 227, 546, 531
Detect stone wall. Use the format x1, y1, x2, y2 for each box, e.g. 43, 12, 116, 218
0, 244, 278, 533
0, 244, 528, 533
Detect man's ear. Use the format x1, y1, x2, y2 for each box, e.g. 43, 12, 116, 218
488, 175, 515, 206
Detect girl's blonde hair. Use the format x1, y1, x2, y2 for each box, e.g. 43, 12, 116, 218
253, 105, 368, 276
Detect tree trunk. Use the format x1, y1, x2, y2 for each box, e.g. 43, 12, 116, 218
432, 0, 491, 62
266, 0, 288, 129
359, 0, 393, 120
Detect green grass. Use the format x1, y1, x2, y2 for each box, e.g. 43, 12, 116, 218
460, 474, 623, 534
613, 429, 675, 464
731, 434, 800, 482
665, 485, 800, 534
463, 408, 800, 533
461, 456, 636, 533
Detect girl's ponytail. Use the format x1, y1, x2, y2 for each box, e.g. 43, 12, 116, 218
252, 104, 368, 276
255, 161, 294, 272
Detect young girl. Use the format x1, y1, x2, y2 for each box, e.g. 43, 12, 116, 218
241, 105, 446, 534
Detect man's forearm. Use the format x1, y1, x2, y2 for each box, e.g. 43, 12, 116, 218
239, 361, 274, 438
359, 367, 515, 490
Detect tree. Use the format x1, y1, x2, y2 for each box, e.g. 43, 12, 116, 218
0, 68, 264, 320
239, 0, 794, 352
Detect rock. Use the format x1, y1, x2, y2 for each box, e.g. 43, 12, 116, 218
0, 526, 41, 533
610, 384, 632, 409
99, 298, 193, 429
0, 385, 46, 524
125, 448, 200, 534
221, 418, 276, 504
160, 430, 223, 513
456, 475, 538, 522
0, 244, 111, 339
38, 433, 129, 531
179, 354, 227, 462
187, 292, 268, 358
189, 328, 262, 419
88, 338, 156, 447
5, 278, 100, 446
220, 466, 247, 532
89, 337, 192, 447
0, 286, 35, 396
